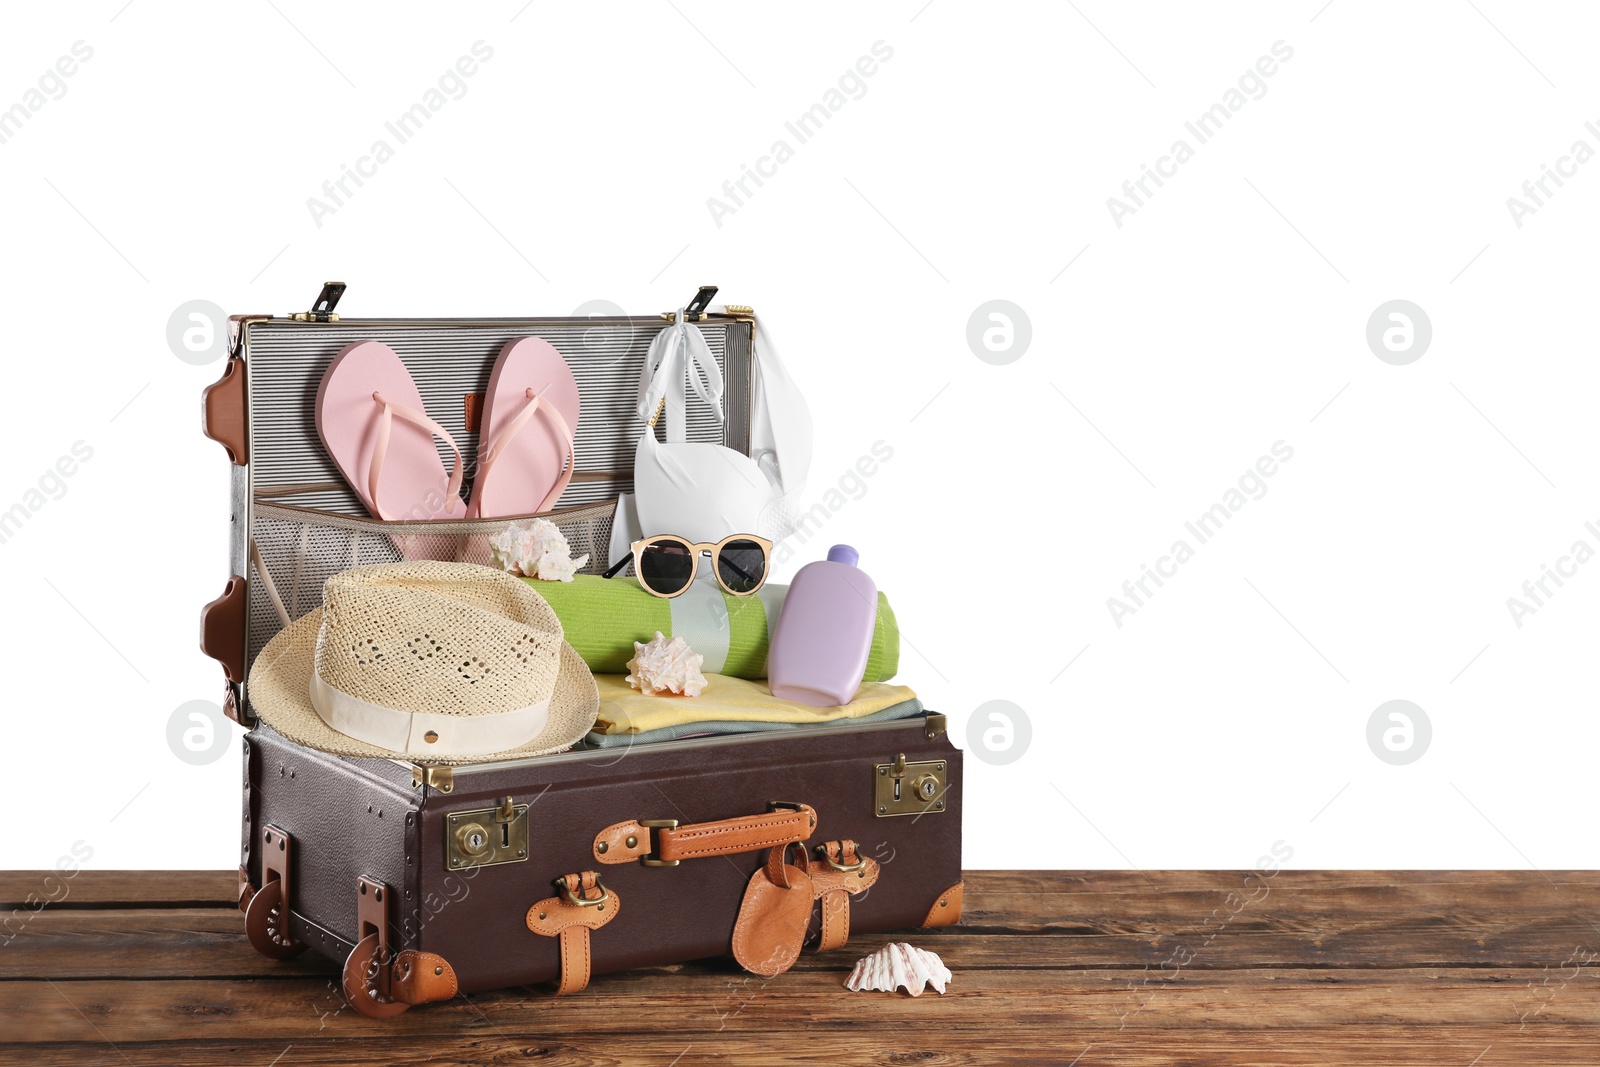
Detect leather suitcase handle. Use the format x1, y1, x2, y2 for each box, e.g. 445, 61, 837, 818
655, 803, 816, 864
202, 356, 248, 465
593, 803, 817, 867
200, 575, 248, 683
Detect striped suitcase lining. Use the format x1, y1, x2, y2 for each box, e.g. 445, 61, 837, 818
245, 319, 745, 514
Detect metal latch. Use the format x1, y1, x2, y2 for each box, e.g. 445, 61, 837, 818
291, 281, 346, 322
874, 753, 948, 817
445, 796, 528, 870
661, 285, 718, 322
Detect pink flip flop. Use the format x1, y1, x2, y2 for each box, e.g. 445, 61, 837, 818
316, 341, 469, 524
467, 337, 580, 519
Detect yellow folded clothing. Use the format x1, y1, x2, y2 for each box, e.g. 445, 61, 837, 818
593, 673, 919, 736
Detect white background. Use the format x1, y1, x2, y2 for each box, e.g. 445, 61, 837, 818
1, 1, 1594, 872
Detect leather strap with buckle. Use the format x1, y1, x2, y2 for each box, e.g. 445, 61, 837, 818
526, 872, 619, 995
806, 840, 879, 953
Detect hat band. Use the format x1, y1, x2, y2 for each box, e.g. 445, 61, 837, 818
309, 671, 551, 758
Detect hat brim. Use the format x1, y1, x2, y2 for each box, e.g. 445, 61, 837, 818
247, 608, 599, 765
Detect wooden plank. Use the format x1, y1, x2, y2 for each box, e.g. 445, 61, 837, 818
1, 1028, 1595, 1067
7, 869, 1597, 908
5, 907, 1599, 979
0, 871, 236, 908
5, 870, 1598, 1063
2, 968, 1597, 1043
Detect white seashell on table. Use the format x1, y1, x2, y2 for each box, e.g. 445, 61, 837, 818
844, 942, 951, 996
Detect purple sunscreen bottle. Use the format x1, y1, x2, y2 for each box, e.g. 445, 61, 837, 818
768, 544, 877, 707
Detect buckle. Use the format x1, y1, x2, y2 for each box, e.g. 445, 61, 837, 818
638, 818, 680, 867
555, 875, 609, 907
816, 843, 866, 873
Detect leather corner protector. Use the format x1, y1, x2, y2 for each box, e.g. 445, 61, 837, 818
921, 881, 964, 928
202, 356, 248, 466
593, 820, 650, 864
393, 950, 458, 1004
527, 891, 621, 937
200, 575, 248, 684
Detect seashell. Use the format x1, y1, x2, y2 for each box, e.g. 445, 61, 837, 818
625, 632, 708, 697
489, 519, 588, 582
844, 942, 951, 996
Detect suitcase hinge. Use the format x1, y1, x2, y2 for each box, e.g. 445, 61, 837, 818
356, 876, 393, 997
290, 281, 346, 323
223, 681, 256, 729
262, 824, 293, 914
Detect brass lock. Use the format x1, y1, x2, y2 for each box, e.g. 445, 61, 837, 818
445, 797, 529, 870
454, 821, 493, 859
874, 753, 948, 817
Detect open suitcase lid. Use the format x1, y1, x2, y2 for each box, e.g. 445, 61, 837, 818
202, 285, 759, 719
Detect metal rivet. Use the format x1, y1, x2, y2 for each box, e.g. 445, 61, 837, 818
598, 903, 605, 911
935, 801, 944, 809
625, 835, 637, 849
538, 912, 546, 920
878, 805, 887, 813
939, 899, 948, 907
596, 841, 608, 854
434, 966, 443, 976
424, 731, 439, 744
879, 768, 887, 776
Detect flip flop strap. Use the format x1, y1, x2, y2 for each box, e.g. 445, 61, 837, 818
477, 388, 576, 514
369, 392, 465, 522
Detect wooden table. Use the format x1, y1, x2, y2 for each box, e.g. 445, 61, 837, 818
2, 870, 1596, 1064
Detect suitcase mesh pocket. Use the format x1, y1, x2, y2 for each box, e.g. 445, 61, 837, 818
247, 499, 616, 667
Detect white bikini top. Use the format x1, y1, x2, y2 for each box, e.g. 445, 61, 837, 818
613, 307, 813, 554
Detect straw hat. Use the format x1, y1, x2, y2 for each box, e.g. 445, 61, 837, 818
247, 562, 598, 764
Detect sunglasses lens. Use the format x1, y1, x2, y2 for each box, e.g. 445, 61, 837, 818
716, 539, 767, 594
639, 540, 694, 596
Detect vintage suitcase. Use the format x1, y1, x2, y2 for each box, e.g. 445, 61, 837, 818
200, 284, 963, 1014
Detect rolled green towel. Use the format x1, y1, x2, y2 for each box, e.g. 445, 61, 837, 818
524, 573, 899, 683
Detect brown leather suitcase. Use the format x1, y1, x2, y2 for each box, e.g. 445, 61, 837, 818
203, 285, 963, 1015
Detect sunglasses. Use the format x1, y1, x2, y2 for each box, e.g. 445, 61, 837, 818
602, 534, 772, 599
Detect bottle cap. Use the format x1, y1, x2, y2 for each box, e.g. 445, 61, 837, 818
826, 544, 859, 566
